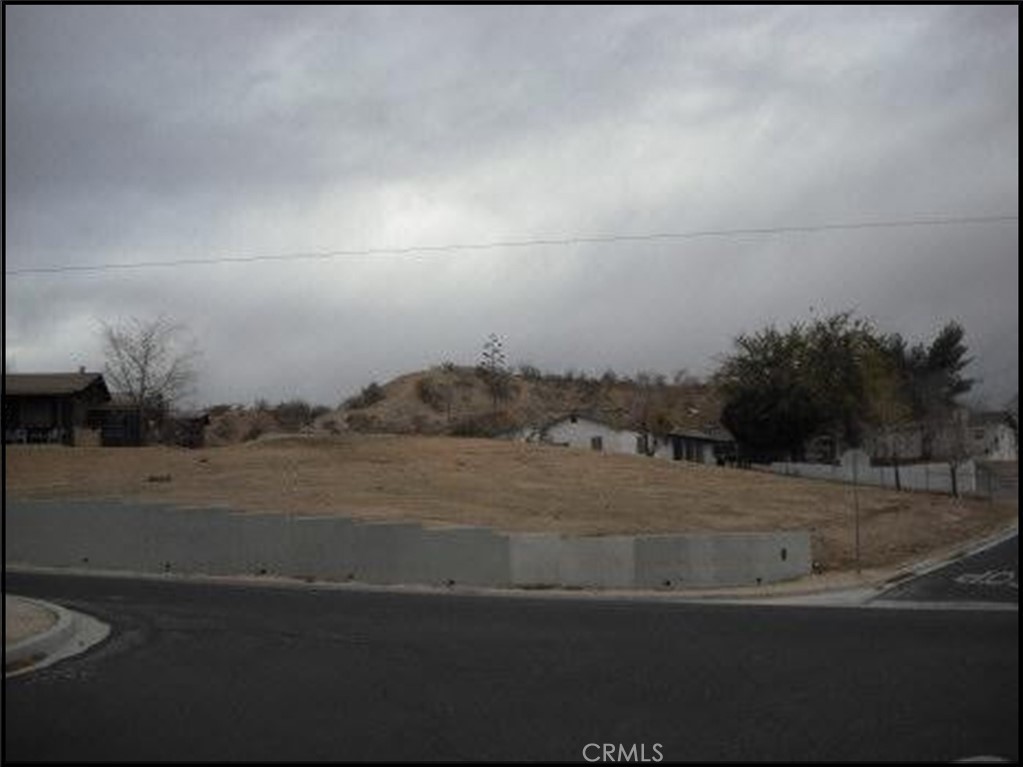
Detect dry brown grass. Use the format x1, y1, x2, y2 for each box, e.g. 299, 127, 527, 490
5, 436, 1015, 574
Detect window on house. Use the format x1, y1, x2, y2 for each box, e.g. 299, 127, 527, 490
21, 398, 56, 428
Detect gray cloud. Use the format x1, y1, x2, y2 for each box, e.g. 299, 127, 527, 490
4, 6, 1018, 407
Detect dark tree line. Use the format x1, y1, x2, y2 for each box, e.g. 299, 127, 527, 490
715, 311, 973, 463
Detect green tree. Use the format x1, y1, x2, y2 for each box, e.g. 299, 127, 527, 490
716, 312, 973, 465
801, 311, 877, 456
861, 337, 914, 489
885, 321, 974, 460
717, 324, 824, 461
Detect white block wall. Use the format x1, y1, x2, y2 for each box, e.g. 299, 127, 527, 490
768, 456, 978, 495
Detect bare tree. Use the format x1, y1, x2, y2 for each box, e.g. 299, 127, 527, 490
630, 371, 672, 456
102, 316, 198, 443
1005, 393, 1019, 450
941, 408, 971, 499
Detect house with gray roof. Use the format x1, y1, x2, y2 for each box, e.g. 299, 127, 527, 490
666, 426, 737, 465
4, 371, 111, 445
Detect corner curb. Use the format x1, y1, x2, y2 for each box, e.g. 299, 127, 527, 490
5, 598, 110, 678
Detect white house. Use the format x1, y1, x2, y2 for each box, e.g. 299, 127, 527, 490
522, 413, 646, 455
513, 413, 735, 465
965, 411, 1017, 461
866, 409, 1017, 464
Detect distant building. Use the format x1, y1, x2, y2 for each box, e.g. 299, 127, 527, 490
866, 409, 1017, 464
512, 412, 735, 465
4, 371, 110, 446
666, 427, 736, 465
91, 395, 209, 448
4, 371, 207, 448
88, 393, 145, 447
517, 413, 646, 455
963, 411, 1017, 461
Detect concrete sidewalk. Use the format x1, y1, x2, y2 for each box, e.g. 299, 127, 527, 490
5, 594, 109, 677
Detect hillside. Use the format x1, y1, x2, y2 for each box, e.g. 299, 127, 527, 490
317, 366, 725, 439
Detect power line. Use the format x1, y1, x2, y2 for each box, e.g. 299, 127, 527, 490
5, 213, 1017, 277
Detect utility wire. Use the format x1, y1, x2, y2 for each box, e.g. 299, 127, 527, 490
5, 213, 1017, 277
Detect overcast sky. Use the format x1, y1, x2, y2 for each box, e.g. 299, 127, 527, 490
4, 5, 1018, 408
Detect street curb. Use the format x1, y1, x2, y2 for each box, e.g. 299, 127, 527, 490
5, 598, 110, 678
5, 597, 76, 670
864, 599, 1017, 612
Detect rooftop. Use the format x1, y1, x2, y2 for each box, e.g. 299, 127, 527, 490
4, 372, 109, 398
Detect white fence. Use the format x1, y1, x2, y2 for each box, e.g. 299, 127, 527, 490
764, 450, 978, 496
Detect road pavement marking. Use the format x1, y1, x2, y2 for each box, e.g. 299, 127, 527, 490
953, 570, 1018, 589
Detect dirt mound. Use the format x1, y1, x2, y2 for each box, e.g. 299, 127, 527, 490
332, 366, 724, 437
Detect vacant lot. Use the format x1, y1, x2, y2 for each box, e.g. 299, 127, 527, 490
5, 435, 1015, 574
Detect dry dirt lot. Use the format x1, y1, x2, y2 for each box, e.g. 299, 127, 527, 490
5, 435, 1016, 574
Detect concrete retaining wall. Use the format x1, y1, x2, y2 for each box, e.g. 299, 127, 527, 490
4, 501, 810, 590
633, 532, 809, 588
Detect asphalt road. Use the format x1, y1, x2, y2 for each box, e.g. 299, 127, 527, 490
875, 534, 1018, 605
4, 571, 1018, 762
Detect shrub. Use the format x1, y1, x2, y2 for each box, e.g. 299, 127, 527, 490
345, 412, 380, 432
577, 378, 601, 400
274, 399, 313, 432
450, 412, 516, 438
518, 364, 543, 381
211, 419, 236, 442
242, 422, 265, 442
344, 382, 386, 410
415, 377, 449, 412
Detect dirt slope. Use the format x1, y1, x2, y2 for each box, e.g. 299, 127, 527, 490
323, 366, 724, 437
